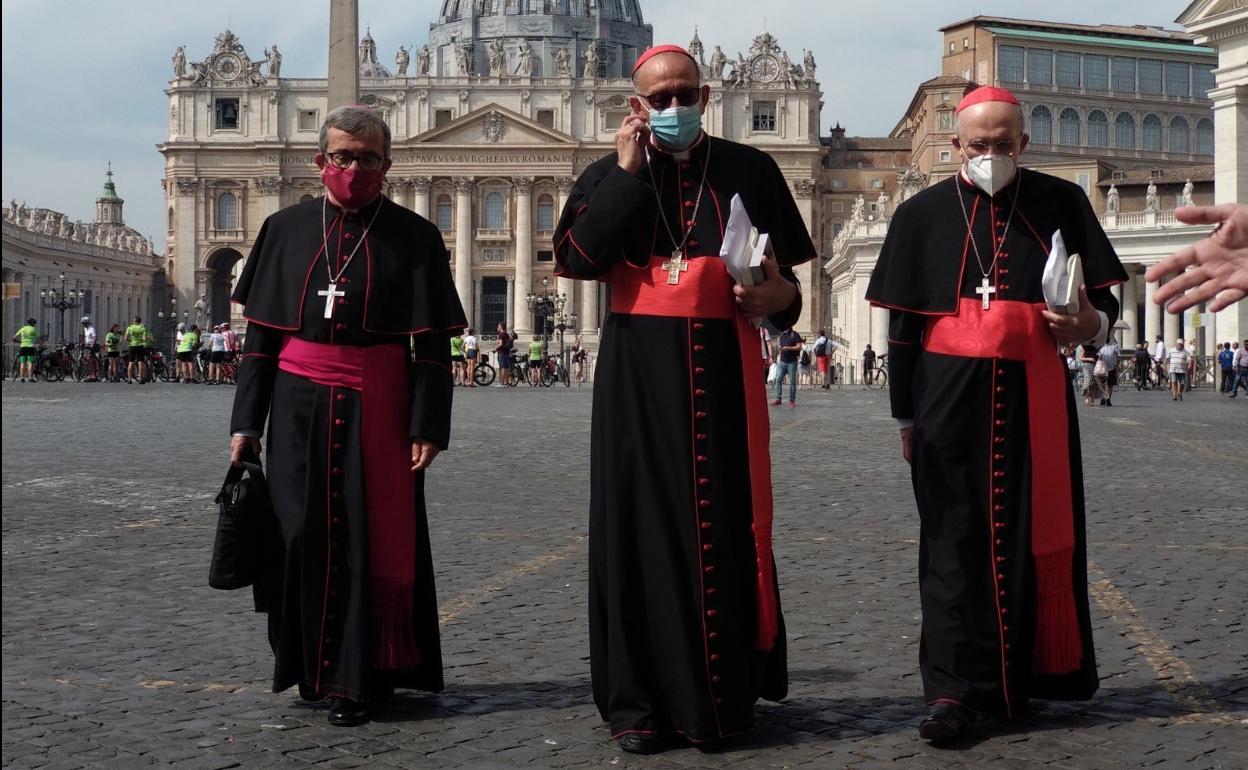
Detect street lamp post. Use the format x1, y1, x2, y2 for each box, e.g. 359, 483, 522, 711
525, 275, 567, 373
39, 273, 83, 344
156, 297, 178, 356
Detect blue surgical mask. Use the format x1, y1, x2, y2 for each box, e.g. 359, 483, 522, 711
648, 105, 703, 150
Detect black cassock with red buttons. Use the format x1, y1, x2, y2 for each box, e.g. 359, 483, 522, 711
230, 195, 465, 701
867, 169, 1127, 718
555, 135, 816, 741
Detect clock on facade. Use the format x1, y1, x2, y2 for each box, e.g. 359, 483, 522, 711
751, 54, 779, 83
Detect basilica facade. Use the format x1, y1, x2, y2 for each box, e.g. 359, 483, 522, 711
159, 5, 825, 341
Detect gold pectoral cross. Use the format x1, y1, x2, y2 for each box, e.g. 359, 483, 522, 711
661, 250, 689, 285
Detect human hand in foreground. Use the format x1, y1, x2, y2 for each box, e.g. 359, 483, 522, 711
733, 257, 797, 318
412, 439, 440, 472
1041, 286, 1101, 346
900, 427, 914, 465
1146, 204, 1248, 313
230, 435, 261, 468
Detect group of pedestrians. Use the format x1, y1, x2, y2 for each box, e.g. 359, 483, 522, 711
449, 323, 591, 388
1065, 334, 1247, 405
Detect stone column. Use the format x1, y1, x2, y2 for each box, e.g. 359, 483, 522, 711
1121, 270, 1140, 346
453, 177, 474, 324
254, 176, 285, 219
791, 180, 819, 338
1144, 278, 1161, 346
870, 304, 888, 364
555, 176, 576, 319
504, 276, 514, 333
513, 177, 534, 334
473, 278, 484, 332
411, 177, 432, 220
1163, 278, 1182, 344
328, 0, 359, 110
1110, 282, 1124, 345
580, 278, 599, 337
172, 177, 200, 311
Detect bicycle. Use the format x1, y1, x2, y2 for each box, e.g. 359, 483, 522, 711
864, 358, 889, 390
539, 355, 570, 387
473, 359, 497, 387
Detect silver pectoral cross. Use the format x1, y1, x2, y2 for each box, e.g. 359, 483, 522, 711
318, 283, 345, 319
976, 277, 996, 310
661, 250, 689, 285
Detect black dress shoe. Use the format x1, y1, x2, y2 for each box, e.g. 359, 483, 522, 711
618, 732, 678, 755
918, 703, 976, 743
327, 698, 369, 727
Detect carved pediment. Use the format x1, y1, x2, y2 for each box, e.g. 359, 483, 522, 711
411, 104, 575, 145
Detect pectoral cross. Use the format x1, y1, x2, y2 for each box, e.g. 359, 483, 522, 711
976, 277, 996, 310
661, 250, 689, 285
318, 283, 345, 319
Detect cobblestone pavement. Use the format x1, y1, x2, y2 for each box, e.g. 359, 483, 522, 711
2, 379, 1245, 770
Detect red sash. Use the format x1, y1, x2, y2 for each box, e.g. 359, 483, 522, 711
923, 298, 1082, 675
611, 256, 779, 652
278, 336, 422, 670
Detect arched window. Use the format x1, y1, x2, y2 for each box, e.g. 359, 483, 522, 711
1114, 112, 1135, 150
435, 194, 453, 231
1058, 108, 1080, 146
167, 206, 175, 231
1169, 116, 1190, 154
536, 195, 555, 230
1029, 106, 1052, 145
484, 191, 505, 229
1142, 114, 1162, 151
216, 192, 238, 231
1087, 110, 1108, 148
1195, 118, 1214, 156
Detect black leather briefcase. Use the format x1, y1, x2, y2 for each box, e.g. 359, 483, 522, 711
209, 459, 274, 590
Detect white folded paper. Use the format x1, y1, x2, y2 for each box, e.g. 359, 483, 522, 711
1041, 229, 1084, 314
719, 194, 768, 287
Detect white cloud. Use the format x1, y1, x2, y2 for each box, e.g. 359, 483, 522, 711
1, 0, 1191, 252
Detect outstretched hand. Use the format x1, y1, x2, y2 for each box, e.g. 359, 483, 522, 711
1145, 204, 1248, 313
733, 257, 797, 318
411, 439, 440, 472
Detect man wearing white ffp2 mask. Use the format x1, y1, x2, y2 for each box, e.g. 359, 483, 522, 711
952, 93, 1027, 196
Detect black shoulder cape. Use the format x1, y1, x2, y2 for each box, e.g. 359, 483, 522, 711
232, 196, 466, 335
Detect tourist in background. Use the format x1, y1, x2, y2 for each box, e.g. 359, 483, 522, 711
1098, 336, 1120, 406
450, 332, 465, 385
772, 326, 802, 407
104, 324, 122, 382
1133, 343, 1152, 391
495, 323, 513, 387
1153, 334, 1168, 388
177, 324, 200, 383
463, 327, 479, 387
571, 335, 588, 384
812, 329, 831, 389
527, 335, 543, 387
1218, 342, 1235, 393
124, 316, 149, 385
1232, 340, 1248, 397
80, 317, 100, 382
1167, 339, 1190, 401
11, 318, 38, 383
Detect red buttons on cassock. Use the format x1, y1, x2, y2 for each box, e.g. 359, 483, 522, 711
332, 516, 342, 524
710, 653, 720, 661
997, 368, 1006, 376
706, 587, 718, 596
996, 386, 1005, 393
344, 232, 353, 239
334, 443, 343, 450
696, 411, 707, 418
323, 660, 332, 667
688, 240, 699, 249
702, 543, 713, 551
695, 389, 706, 396
708, 631, 718, 640
693, 322, 704, 330
682, 180, 693, 189
684, 201, 695, 208
701, 521, 712, 529
995, 419, 1005, 427
994, 504, 1004, 512
995, 522, 1005, 529
996, 402, 1005, 410
1002, 625, 1010, 633
994, 470, 1005, 478
335, 419, 345, 426
333, 468, 343, 475
706, 609, 717, 617
994, 453, 1005, 461
711, 675, 721, 683
698, 476, 709, 485
994, 436, 1005, 444
338, 298, 346, 305
695, 367, 705, 374
997, 573, 1005, 580
337, 393, 346, 401
686, 220, 696, 228
696, 434, 707, 441
999, 267, 1009, 275
704, 566, 715, 574
994, 487, 1004, 495
335, 323, 347, 330
1000, 590, 1007, 597
996, 556, 1006, 563
332, 492, 342, 500
699, 499, 710, 508
697, 455, 707, 462
694, 345, 705, 352
995, 539, 1003, 546
999, 284, 1009, 291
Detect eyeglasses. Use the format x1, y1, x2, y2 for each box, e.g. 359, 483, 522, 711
640, 87, 702, 110
325, 151, 387, 171
963, 139, 1019, 156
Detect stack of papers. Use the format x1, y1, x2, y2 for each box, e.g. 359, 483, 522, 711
1041, 229, 1084, 315
719, 194, 768, 287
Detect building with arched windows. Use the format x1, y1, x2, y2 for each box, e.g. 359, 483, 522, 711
159, 9, 826, 341
2, 170, 163, 347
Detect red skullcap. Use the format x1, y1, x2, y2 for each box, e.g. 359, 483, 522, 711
955, 86, 1020, 114
632, 44, 699, 75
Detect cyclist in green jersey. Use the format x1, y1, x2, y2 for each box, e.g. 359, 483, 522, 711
177, 325, 200, 384
104, 324, 122, 382
11, 318, 39, 382
449, 333, 465, 386
528, 336, 543, 387
124, 316, 149, 384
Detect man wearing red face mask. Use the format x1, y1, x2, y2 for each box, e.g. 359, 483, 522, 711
227, 106, 466, 726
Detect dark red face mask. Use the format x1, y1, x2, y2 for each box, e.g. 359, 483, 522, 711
321, 163, 385, 210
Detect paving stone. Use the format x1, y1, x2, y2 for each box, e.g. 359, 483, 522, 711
2, 382, 1245, 769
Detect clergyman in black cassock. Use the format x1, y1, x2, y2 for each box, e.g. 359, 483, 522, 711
228, 108, 465, 726
866, 86, 1127, 741
553, 45, 816, 751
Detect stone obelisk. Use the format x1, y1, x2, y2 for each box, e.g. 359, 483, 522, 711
328, 0, 359, 110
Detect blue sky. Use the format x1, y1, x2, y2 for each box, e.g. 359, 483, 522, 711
1, 1, 1189, 252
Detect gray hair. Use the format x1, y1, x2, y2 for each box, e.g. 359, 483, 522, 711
319, 105, 391, 157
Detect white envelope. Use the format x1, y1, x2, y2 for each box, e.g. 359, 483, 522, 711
719, 194, 767, 287
1042, 229, 1084, 315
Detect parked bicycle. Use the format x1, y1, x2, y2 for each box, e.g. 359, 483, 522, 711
864, 357, 889, 390
473, 357, 497, 387
539, 354, 571, 388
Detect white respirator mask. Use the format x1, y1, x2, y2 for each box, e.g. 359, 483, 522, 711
963, 154, 1017, 196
